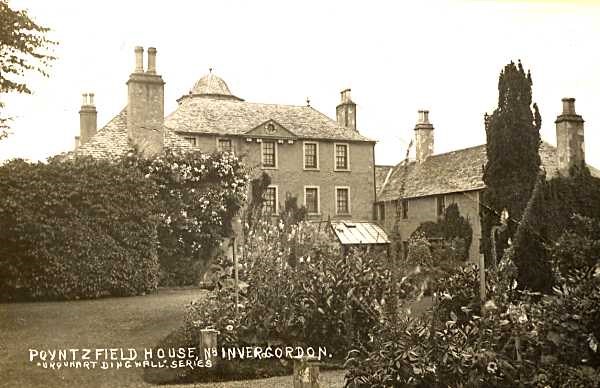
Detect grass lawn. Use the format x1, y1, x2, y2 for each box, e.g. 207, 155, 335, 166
0, 288, 345, 388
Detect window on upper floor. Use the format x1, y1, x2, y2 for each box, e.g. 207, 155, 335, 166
184, 136, 197, 146
402, 199, 409, 219
263, 186, 278, 215
262, 141, 277, 168
304, 142, 318, 169
217, 138, 232, 153
336, 187, 350, 215
334, 143, 349, 170
436, 195, 446, 218
304, 187, 320, 214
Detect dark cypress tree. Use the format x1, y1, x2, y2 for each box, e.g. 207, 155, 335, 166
481, 61, 541, 266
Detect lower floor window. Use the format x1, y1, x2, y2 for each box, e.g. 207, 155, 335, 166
336, 188, 350, 214
263, 186, 277, 214
305, 187, 319, 214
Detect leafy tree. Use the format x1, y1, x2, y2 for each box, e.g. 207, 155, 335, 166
0, 0, 56, 138
481, 60, 541, 267
412, 203, 473, 259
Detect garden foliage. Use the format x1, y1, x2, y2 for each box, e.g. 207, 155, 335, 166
124, 149, 248, 286
481, 60, 541, 265
412, 203, 473, 260
0, 148, 249, 299
187, 219, 393, 361
0, 157, 159, 300
510, 169, 600, 292
344, 216, 600, 387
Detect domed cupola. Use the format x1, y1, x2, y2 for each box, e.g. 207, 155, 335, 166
181, 70, 243, 101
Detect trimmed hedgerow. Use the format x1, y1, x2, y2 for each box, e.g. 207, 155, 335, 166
0, 156, 160, 301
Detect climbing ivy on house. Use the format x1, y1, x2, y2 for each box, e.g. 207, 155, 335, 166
481, 60, 541, 267
509, 168, 600, 292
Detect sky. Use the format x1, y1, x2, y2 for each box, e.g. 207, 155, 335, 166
1, 0, 599, 168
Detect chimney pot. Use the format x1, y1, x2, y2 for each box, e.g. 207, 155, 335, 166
81, 93, 88, 106
418, 110, 430, 124
562, 97, 576, 115
134, 46, 144, 73
147, 47, 157, 74
340, 88, 352, 103
89, 92, 95, 106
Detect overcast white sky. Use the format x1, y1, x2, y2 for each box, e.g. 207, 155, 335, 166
1, 0, 599, 168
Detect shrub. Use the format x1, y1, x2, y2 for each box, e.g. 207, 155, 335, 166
345, 222, 600, 388
187, 220, 392, 361
412, 203, 472, 260
0, 157, 159, 300
124, 149, 249, 286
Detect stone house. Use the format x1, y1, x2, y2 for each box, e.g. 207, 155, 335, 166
73, 46, 377, 222
375, 101, 600, 263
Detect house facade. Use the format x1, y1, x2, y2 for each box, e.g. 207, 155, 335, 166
375, 101, 600, 263
72, 46, 377, 222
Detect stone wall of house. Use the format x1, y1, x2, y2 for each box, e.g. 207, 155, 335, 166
186, 134, 375, 220
377, 190, 482, 263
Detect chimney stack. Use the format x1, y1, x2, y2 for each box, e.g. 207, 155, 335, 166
555, 97, 585, 176
336, 88, 357, 131
78, 92, 97, 148
127, 46, 165, 157
414, 110, 434, 163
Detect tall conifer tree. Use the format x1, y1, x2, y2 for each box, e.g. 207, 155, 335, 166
481, 60, 541, 265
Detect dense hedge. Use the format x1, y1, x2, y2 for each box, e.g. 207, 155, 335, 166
0, 157, 159, 301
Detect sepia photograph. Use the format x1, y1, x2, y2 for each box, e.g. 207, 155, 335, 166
1, 0, 599, 387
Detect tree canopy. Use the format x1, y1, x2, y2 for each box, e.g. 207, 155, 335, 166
0, 0, 56, 138
480, 60, 541, 265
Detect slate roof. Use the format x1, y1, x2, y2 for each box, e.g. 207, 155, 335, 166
73, 108, 130, 158
164, 96, 374, 142
71, 108, 193, 159
376, 142, 600, 202
375, 165, 394, 194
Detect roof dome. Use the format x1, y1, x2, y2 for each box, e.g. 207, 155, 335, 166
188, 72, 242, 100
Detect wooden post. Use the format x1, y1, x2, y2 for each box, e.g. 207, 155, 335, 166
199, 329, 219, 368
479, 253, 486, 304
293, 356, 320, 388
